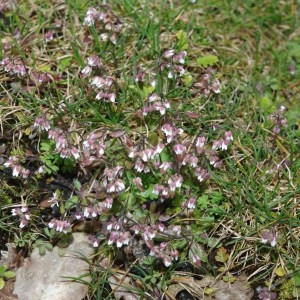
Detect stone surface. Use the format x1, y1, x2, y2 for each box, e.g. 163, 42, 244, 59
13, 233, 94, 300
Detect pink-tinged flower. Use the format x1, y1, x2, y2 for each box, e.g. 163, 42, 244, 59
212, 139, 222, 151
260, 230, 278, 247
19, 217, 29, 228
163, 49, 175, 58
4, 156, 18, 168
159, 162, 172, 173
87, 55, 103, 68
196, 136, 206, 152
95, 91, 116, 103
153, 184, 163, 195
168, 174, 183, 191
107, 179, 125, 193
133, 177, 144, 192
149, 93, 159, 102
81, 65, 92, 78
209, 155, 220, 166
108, 231, 118, 245
173, 51, 187, 64
84, 206, 98, 218
84, 7, 99, 26
89, 235, 100, 247
174, 144, 186, 155
167, 70, 174, 79
195, 168, 210, 182
161, 123, 173, 136
163, 256, 172, 267
33, 115, 51, 131
48, 128, 60, 140
140, 149, 154, 162
116, 232, 130, 248
60, 148, 72, 159
269, 233, 277, 247
171, 249, 179, 260
36, 165, 46, 174
11, 208, 18, 216
45, 30, 54, 42
157, 223, 165, 232
134, 159, 144, 173
70, 146, 80, 160
192, 254, 201, 266
12, 165, 22, 177
13, 60, 26, 76
91, 76, 105, 88
173, 225, 181, 236
11, 206, 30, 228
104, 197, 113, 209
74, 211, 84, 220
134, 65, 145, 83
224, 131, 233, 141
48, 219, 71, 234
211, 78, 220, 93
187, 198, 196, 210
48, 192, 60, 207
54, 18, 62, 28
162, 186, 170, 197
261, 231, 269, 244
154, 102, 167, 115
55, 135, 67, 149
142, 228, 156, 241
174, 65, 185, 76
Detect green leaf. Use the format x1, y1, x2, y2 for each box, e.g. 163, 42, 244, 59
196, 55, 219, 67
142, 85, 155, 97
197, 195, 208, 209
293, 272, 300, 287
132, 207, 147, 221
45, 243, 54, 251
176, 30, 188, 50
0, 278, 4, 290
38, 245, 46, 255
73, 179, 81, 191
223, 275, 236, 283
215, 247, 229, 263
65, 195, 79, 210
189, 241, 208, 262
58, 57, 72, 72
0, 265, 5, 275
275, 266, 286, 277
3, 270, 15, 279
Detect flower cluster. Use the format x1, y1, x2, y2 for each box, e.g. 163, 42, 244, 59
83, 6, 122, 44
81, 55, 116, 103
257, 286, 277, 300
48, 219, 71, 234
161, 49, 187, 79
194, 67, 221, 96
106, 217, 131, 248
129, 143, 164, 173
268, 106, 288, 135
149, 242, 179, 267
33, 115, 51, 131
4, 156, 30, 178
11, 206, 31, 228
261, 230, 278, 247
103, 166, 125, 194
0, 57, 26, 76
81, 130, 107, 167
47, 127, 80, 160
141, 93, 171, 116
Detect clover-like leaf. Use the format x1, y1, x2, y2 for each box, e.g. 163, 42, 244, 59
196, 55, 219, 67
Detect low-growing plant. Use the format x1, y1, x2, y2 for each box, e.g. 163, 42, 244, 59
0, 264, 15, 290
